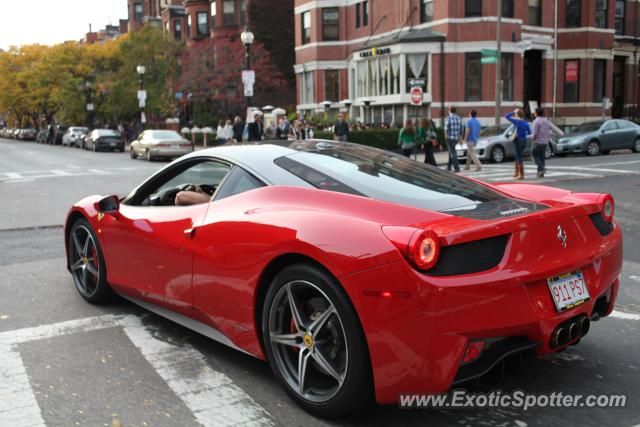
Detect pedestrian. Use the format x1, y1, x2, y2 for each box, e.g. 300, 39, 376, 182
464, 110, 482, 171
247, 114, 264, 142
300, 120, 314, 139
531, 107, 551, 178
222, 119, 233, 143
333, 113, 350, 142
398, 120, 416, 157
276, 117, 290, 140
505, 108, 531, 180
265, 120, 277, 140
288, 119, 301, 140
232, 116, 244, 142
216, 120, 226, 145
418, 118, 438, 166
444, 106, 463, 173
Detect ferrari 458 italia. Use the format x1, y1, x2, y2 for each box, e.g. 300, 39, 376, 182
65, 140, 622, 416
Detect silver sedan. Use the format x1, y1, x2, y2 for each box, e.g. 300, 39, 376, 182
130, 130, 194, 161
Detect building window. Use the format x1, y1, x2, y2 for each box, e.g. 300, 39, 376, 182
301, 11, 311, 44
322, 8, 340, 41
593, 59, 607, 102
465, 53, 482, 101
363, 1, 369, 27
421, 0, 434, 23
465, 0, 482, 17
356, 2, 361, 28
566, 0, 581, 28
174, 20, 182, 40
500, 54, 513, 101
528, 0, 542, 26
197, 12, 209, 37
300, 71, 315, 105
615, 0, 625, 35
502, 0, 514, 18
595, 0, 608, 28
324, 70, 340, 102
240, 0, 247, 25
222, 0, 235, 26
564, 60, 580, 103
187, 14, 192, 37
134, 3, 143, 22
211, 1, 216, 28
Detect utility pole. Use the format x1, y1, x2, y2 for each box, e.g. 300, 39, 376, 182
494, 0, 503, 126
552, 0, 558, 121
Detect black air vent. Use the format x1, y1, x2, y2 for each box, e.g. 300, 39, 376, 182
427, 234, 510, 276
589, 212, 613, 236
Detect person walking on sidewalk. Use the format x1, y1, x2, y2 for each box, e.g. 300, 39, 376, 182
505, 108, 531, 180
531, 107, 551, 178
464, 110, 482, 171
398, 120, 416, 157
418, 118, 438, 166
444, 107, 462, 173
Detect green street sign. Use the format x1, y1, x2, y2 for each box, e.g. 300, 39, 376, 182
481, 49, 497, 56
481, 56, 497, 64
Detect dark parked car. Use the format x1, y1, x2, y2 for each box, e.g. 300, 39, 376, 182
18, 128, 37, 141
551, 119, 640, 156
37, 130, 49, 144
54, 125, 69, 145
84, 129, 125, 152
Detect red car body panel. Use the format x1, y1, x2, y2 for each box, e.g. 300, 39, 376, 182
65, 181, 623, 404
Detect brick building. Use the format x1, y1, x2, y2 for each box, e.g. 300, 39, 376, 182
294, 0, 640, 126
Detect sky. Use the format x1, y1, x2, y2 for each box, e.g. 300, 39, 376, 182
0, 0, 128, 50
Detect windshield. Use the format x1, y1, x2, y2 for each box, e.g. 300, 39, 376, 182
573, 122, 603, 133
274, 143, 508, 212
480, 125, 509, 137
151, 131, 182, 140
70, 127, 88, 134
97, 130, 120, 136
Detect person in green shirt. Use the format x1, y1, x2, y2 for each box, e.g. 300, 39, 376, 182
417, 117, 438, 166
398, 120, 416, 157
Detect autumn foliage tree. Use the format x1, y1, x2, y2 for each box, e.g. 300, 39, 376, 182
179, 36, 289, 122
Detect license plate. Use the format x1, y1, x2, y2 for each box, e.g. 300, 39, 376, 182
547, 270, 590, 312
457, 150, 464, 156
110, 142, 116, 147
171, 145, 179, 149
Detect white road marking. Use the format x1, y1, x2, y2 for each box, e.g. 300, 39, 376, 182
0, 345, 46, 427
630, 276, 640, 284
0, 314, 274, 427
123, 317, 275, 427
50, 169, 73, 176
588, 159, 640, 168
4, 172, 23, 179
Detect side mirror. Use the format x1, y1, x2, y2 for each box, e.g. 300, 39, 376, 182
94, 195, 120, 215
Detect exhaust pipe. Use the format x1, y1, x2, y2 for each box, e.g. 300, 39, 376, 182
569, 321, 579, 341
580, 316, 590, 336
550, 326, 568, 348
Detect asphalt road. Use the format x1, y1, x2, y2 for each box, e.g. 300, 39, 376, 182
1, 138, 639, 427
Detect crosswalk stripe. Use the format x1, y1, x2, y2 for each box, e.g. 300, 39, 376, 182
0, 345, 46, 427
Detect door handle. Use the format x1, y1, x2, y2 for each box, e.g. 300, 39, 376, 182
184, 228, 197, 239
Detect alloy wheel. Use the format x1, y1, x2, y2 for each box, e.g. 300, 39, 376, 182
267, 280, 348, 403
587, 141, 600, 156
634, 138, 640, 153
69, 225, 100, 298
491, 146, 505, 163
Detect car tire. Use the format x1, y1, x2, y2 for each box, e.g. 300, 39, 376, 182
633, 138, 640, 153
490, 145, 506, 163
146, 150, 153, 162
262, 263, 372, 417
545, 145, 553, 160
130, 147, 137, 159
587, 140, 600, 156
67, 218, 113, 304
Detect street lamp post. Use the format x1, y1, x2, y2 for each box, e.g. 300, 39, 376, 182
136, 64, 146, 130
84, 81, 94, 129
240, 27, 255, 115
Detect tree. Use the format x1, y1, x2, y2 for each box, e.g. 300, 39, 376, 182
178, 36, 288, 123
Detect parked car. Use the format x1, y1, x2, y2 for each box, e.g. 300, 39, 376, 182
78, 133, 89, 149
62, 127, 89, 147
65, 140, 622, 416
11, 128, 21, 139
53, 125, 68, 145
84, 129, 125, 152
129, 129, 194, 161
551, 119, 640, 156
0, 128, 11, 138
455, 124, 552, 163
36, 130, 49, 144
18, 128, 37, 141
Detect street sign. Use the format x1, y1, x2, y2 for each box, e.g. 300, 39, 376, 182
86, 103, 94, 112
137, 90, 147, 101
602, 97, 611, 110
139, 99, 146, 108
481, 56, 497, 64
481, 49, 497, 56
244, 83, 254, 97
242, 70, 255, 85
410, 86, 423, 106
141, 112, 147, 124
409, 78, 425, 87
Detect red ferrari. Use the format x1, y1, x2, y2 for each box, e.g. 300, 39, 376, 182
65, 141, 622, 416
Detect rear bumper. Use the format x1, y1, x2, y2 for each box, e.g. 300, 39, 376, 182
150, 148, 194, 157
97, 142, 124, 150
342, 223, 622, 404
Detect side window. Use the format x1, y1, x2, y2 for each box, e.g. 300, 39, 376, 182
214, 166, 266, 201
602, 121, 618, 131
127, 160, 232, 207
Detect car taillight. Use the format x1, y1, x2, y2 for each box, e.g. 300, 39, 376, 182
157, 143, 170, 147
409, 230, 440, 271
381, 226, 441, 271
463, 340, 486, 363
601, 194, 614, 223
